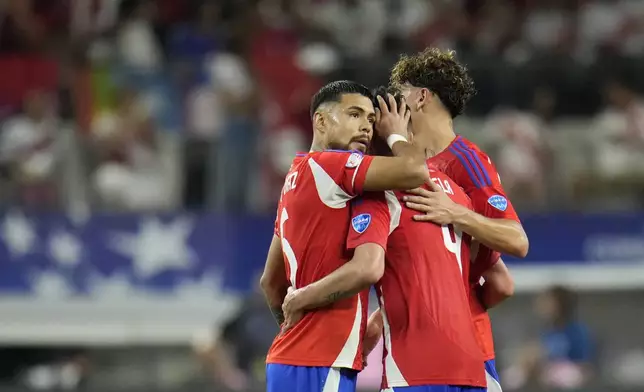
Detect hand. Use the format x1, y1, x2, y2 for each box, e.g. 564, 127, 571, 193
402, 180, 458, 225
281, 287, 305, 332
374, 94, 411, 141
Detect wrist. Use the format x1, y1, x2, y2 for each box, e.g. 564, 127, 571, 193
386, 134, 408, 150
451, 203, 472, 227
292, 285, 312, 310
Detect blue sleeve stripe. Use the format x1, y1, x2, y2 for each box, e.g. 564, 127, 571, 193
454, 140, 492, 186
448, 146, 483, 188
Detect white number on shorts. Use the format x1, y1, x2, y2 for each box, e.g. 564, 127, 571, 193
441, 224, 463, 275
279, 208, 298, 287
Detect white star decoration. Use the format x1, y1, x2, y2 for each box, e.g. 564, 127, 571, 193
48, 228, 83, 267
108, 216, 197, 278
1, 210, 37, 258
30, 271, 73, 300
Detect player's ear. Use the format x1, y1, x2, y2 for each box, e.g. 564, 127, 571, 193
417, 88, 430, 111
313, 111, 326, 133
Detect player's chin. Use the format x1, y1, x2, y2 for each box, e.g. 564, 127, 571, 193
349, 142, 368, 153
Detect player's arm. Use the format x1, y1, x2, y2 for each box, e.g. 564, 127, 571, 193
405, 162, 528, 258
363, 94, 430, 191
284, 243, 384, 313
451, 208, 528, 258
477, 258, 515, 309
281, 194, 389, 328
363, 309, 383, 358
362, 150, 429, 191
259, 235, 290, 326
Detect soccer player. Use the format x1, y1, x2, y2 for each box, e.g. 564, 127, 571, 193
390, 48, 529, 391
260, 80, 430, 392
281, 166, 488, 391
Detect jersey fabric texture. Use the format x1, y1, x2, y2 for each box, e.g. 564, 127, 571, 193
267, 150, 373, 371
347, 168, 486, 389
429, 135, 521, 361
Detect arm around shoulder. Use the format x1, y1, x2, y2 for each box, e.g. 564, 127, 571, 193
363, 141, 429, 191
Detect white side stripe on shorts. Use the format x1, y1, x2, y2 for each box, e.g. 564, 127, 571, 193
322, 368, 341, 392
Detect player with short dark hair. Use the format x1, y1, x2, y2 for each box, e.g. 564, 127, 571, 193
391, 47, 528, 391
260, 80, 431, 392
281, 88, 487, 392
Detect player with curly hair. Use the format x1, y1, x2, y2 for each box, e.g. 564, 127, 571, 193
389, 47, 530, 392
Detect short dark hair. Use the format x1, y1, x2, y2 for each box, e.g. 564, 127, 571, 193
310, 80, 373, 118
369, 85, 406, 157
390, 48, 476, 118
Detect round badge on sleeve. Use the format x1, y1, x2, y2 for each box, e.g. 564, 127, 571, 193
346, 152, 363, 168
487, 195, 508, 211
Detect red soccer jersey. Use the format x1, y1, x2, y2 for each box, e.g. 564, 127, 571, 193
347, 169, 486, 389
429, 135, 521, 360
266, 150, 373, 370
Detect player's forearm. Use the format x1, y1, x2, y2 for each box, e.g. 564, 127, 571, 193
260, 279, 288, 325
478, 281, 513, 309
296, 263, 377, 310
452, 206, 529, 257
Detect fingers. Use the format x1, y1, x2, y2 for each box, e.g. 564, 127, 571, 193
377, 95, 389, 114
387, 94, 398, 115
412, 213, 438, 222
404, 106, 411, 124
405, 187, 433, 197
404, 201, 432, 213
426, 179, 443, 191
403, 195, 434, 205
375, 108, 381, 124
398, 96, 407, 117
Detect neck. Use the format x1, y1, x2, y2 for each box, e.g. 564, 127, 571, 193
414, 114, 456, 157
310, 137, 325, 152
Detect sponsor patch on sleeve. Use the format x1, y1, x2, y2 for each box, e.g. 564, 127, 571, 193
487, 195, 508, 211
351, 213, 371, 234
346, 152, 363, 168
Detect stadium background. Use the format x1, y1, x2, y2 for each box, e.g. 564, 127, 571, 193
0, 0, 644, 391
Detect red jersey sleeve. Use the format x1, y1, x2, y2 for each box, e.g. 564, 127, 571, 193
449, 148, 519, 222
310, 151, 374, 196
346, 192, 390, 252
469, 241, 501, 283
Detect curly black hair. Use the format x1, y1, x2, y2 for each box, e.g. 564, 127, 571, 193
390, 48, 476, 118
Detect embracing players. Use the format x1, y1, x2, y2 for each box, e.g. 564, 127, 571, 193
282, 89, 487, 392
260, 80, 431, 392
390, 48, 529, 391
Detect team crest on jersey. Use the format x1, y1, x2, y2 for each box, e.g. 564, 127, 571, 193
351, 213, 371, 234
488, 195, 508, 211
345, 152, 363, 168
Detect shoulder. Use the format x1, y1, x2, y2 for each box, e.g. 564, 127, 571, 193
443, 136, 498, 189
310, 150, 364, 167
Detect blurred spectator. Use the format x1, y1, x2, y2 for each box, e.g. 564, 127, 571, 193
0, 91, 59, 208
591, 78, 644, 180
116, 0, 162, 71
482, 87, 554, 208
193, 288, 278, 391
91, 89, 172, 211
305, 0, 387, 60
504, 286, 594, 390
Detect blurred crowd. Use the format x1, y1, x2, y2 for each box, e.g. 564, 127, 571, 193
1, 0, 644, 213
